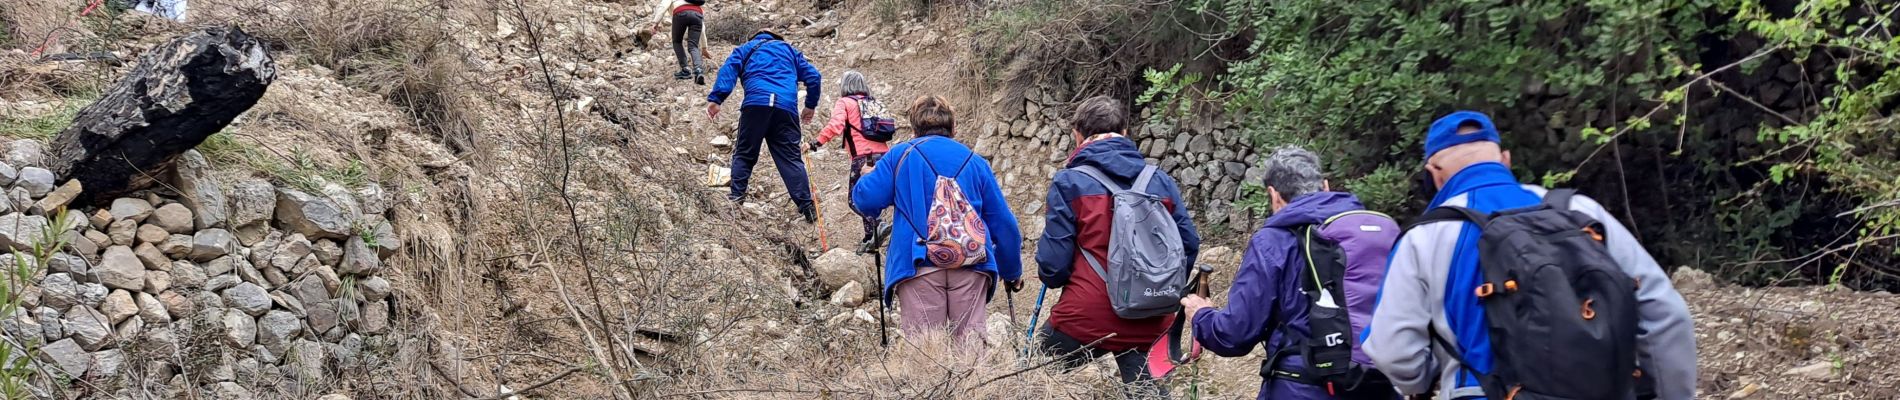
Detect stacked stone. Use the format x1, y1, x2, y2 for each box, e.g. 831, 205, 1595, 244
0, 149, 401, 398
974, 80, 1264, 234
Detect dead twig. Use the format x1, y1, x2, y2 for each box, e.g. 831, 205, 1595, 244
472, 366, 585, 400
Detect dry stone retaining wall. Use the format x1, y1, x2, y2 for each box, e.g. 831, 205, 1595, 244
0, 143, 401, 399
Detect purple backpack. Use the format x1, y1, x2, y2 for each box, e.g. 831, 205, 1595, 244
1265, 210, 1400, 389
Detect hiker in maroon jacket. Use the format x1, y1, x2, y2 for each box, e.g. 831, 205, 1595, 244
1034, 96, 1201, 397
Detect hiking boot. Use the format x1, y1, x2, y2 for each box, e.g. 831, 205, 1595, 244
857, 236, 877, 254
694, 68, 706, 85
674, 69, 692, 80
798, 204, 817, 224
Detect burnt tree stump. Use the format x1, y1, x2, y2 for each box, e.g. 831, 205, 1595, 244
49, 26, 276, 205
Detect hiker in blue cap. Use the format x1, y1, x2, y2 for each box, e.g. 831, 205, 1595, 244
1362, 111, 1697, 400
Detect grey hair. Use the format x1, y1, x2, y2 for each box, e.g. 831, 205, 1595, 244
1262, 145, 1325, 201
840, 70, 872, 96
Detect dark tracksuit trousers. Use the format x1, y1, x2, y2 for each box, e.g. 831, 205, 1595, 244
730, 106, 813, 209
671, 11, 704, 73
1040, 326, 1168, 399
848, 152, 884, 241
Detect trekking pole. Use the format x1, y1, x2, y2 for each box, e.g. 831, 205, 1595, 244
800, 149, 831, 251
1020, 285, 1047, 359
874, 248, 889, 348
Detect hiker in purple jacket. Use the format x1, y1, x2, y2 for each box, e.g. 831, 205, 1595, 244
1181, 146, 1400, 400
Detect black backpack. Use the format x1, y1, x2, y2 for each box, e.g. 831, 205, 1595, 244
1410, 189, 1640, 400
685, 0, 706, 5
1263, 211, 1399, 395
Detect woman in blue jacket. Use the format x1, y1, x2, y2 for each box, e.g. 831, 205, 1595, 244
851, 95, 1023, 348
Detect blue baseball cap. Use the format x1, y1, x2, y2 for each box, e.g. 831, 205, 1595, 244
1423, 110, 1501, 161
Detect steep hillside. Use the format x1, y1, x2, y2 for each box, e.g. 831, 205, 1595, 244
2, 0, 1899, 399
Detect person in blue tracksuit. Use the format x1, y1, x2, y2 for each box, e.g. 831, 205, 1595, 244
707, 30, 824, 222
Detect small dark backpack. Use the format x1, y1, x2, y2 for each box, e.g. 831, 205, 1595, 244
684, 0, 706, 5
1411, 189, 1641, 400
849, 95, 898, 143
1266, 210, 1399, 394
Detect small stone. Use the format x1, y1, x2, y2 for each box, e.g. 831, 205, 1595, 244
307, 302, 340, 334
172, 261, 206, 289
152, 203, 193, 233
337, 236, 380, 276
263, 264, 288, 287
36, 307, 63, 342
0, 213, 48, 251
173, 150, 228, 229
292, 275, 330, 306
158, 234, 192, 258
205, 255, 236, 276
313, 239, 343, 266
88, 210, 110, 229
136, 224, 169, 244
357, 185, 391, 216
205, 274, 239, 292
829, 281, 865, 307
158, 291, 194, 319
64, 305, 113, 351
313, 262, 340, 293
256, 310, 303, 355
134, 242, 169, 271
267, 233, 307, 271
40, 273, 80, 309
76, 282, 108, 307
35, 179, 83, 211
317, 394, 352, 400
47, 253, 86, 275
287, 339, 328, 382
191, 229, 236, 262
215, 380, 253, 399
234, 256, 265, 286
224, 282, 272, 316
222, 309, 257, 348
0, 162, 14, 187
107, 219, 136, 246
190, 291, 223, 314
1783, 361, 1835, 380
112, 317, 141, 344
811, 248, 870, 292
271, 291, 306, 315
16, 167, 54, 197
358, 276, 391, 302
109, 198, 154, 223
38, 339, 91, 378
144, 270, 174, 293
359, 299, 388, 334
371, 220, 399, 258
90, 348, 126, 378
85, 229, 110, 249
1728, 383, 1762, 399
136, 292, 171, 324
100, 290, 139, 324
275, 188, 352, 240
63, 232, 98, 260
98, 246, 146, 290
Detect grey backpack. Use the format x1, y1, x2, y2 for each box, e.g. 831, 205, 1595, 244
1072, 165, 1189, 319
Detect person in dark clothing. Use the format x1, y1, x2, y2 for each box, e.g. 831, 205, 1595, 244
1035, 96, 1201, 398
707, 30, 823, 222
651, 0, 712, 84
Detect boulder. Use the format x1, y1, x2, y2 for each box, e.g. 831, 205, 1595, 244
227, 178, 275, 230
358, 276, 391, 302
0, 213, 48, 251
337, 236, 380, 276
275, 188, 352, 240
172, 260, 206, 289
172, 150, 229, 229
191, 228, 236, 262
38, 339, 91, 378
224, 282, 272, 316
136, 292, 171, 324
91, 348, 126, 378
221, 308, 257, 348
99, 289, 139, 324
158, 291, 194, 319
359, 299, 389, 334
107, 218, 136, 245
97, 246, 146, 290
136, 223, 169, 244
152, 203, 193, 233
134, 242, 170, 270
144, 270, 174, 293
158, 233, 192, 258
35, 179, 83, 212
64, 305, 113, 351
15, 167, 54, 197
313, 239, 343, 266
256, 310, 303, 355
47, 27, 277, 205
812, 248, 870, 292
108, 198, 154, 223
0, 162, 14, 187
40, 273, 80, 310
